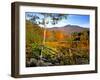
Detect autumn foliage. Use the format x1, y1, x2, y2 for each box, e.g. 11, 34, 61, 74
55, 31, 64, 41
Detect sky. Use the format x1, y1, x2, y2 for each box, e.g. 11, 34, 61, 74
26, 12, 90, 28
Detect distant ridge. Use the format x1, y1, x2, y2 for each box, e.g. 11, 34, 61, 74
47, 25, 89, 34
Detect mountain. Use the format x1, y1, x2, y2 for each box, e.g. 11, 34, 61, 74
47, 25, 89, 34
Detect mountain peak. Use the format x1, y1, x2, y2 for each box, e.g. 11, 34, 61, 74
64, 24, 82, 28
47, 24, 89, 34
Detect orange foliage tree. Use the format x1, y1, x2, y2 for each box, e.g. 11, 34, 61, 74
55, 31, 64, 41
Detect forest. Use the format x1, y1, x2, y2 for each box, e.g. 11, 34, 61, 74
26, 20, 89, 67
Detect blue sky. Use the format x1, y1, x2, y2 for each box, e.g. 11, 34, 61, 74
26, 12, 90, 28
